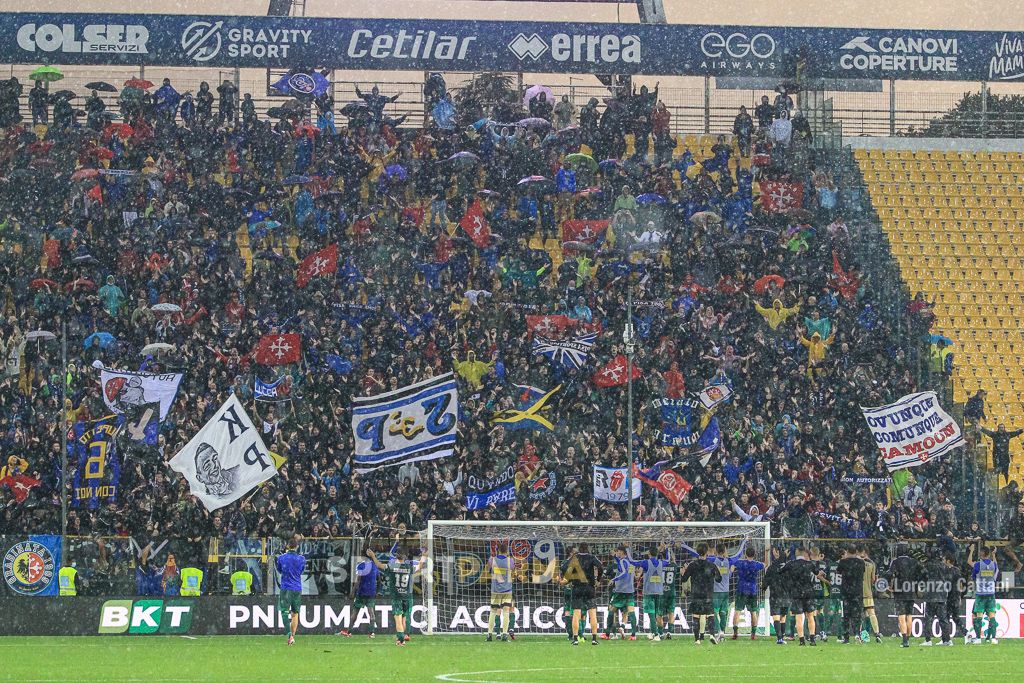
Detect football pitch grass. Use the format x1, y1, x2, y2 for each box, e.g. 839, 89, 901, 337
2, 635, 1022, 682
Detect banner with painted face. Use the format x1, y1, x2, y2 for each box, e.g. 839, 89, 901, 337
169, 394, 279, 511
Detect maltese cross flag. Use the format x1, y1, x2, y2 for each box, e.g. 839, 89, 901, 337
459, 199, 491, 248
592, 355, 642, 388
759, 180, 804, 214
296, 243, 338, 288
252, 333, 301, 366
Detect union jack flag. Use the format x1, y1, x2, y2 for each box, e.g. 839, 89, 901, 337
532, 332, 597, 369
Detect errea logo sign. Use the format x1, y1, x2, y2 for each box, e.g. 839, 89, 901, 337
99, 599, 193, 634
508, 32, 640, 64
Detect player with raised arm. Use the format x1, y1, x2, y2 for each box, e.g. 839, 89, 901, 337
627, 546, 668, 641
680, 543, 720, 645
857, 546, 882, 643
659, 546, 679, 640
783, 546, 820, 646
564, 543, 603, 646
765, 547, 790, 644
602, 545, 638, 640
888, 542, 921, 648
338, 546, 382, 638
969, 545, 1000, 644
487, 541, 515, 642
369, 545, 424, 646
836, 545, 865, 645
276, 537, 306, 646
681, 539, 746, 639
730, 545, 765, 640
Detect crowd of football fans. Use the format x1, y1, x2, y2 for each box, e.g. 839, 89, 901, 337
0, 73, 1002, 552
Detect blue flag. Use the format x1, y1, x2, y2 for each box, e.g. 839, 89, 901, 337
68, 415, 120, 509
271, 71, 330, 98
325, 354, 353, 375
255, 376, 285, 400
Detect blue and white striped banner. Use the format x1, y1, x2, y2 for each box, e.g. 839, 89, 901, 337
351, 372, 458, 473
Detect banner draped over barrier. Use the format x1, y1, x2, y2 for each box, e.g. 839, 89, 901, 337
2, 13, 1023, 81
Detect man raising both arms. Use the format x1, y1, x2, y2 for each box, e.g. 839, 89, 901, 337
680, 543, 720, 645
731, 546, 765, 640
339, 547, 383, 638
276, 537, 306, 646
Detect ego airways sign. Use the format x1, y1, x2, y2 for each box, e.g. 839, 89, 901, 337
700, 31, 776, 59
16, 23, 149, 53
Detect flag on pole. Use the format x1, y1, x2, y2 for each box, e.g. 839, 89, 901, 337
296, 243, 338, 288
592, 355, 642, 388
169, 394, 280, 511
459, 199, 491, 248
532, 332, 596, 369
252, 333, 301, 365
351, 373, 459, 473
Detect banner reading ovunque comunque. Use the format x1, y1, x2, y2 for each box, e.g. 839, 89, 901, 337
860, 391, 964, 472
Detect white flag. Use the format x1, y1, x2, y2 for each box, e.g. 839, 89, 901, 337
99, 366, 183, 420
698, 383, 733, 410
169, 394, 278, 511
593, 465, 641, 503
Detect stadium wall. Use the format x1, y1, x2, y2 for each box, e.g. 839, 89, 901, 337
845, 136, 1024, 152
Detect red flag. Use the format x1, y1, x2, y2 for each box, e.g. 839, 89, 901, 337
634, 466, 691, 505
42, 239, 61, 271
759, 180, 804, 213
562, 219, 609, 245
525, 314, 575, 338
459, 199, 491, 248
296, 244, 338, 288
592, 355, 642, 388
0, 474, 41, 503
831, 251, 861, 301
252, 333, 301, 365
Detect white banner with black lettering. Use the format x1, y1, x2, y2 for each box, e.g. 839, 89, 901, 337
593, 465, 641, 503
860, 391, 964, 472
169, 394, 278, 511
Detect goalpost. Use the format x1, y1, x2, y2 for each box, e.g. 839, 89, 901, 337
424, 520, 771, 636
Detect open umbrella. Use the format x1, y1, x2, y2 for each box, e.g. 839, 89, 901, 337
29, 66, 63, 82
517, 175, 552, 187
151, 303, 182, 314
30, 279, 59, 291
517, 117, 552, 130
65, 278, 96, 291
477, 189, 500, 198
446, 151, 480, 167
25, 330, 57, 342
83, 332, 116, 349
928, 334, 955, 346
28, 140, 54, 154
384, 165, 408, 181
28, 158, 56, 170
636, 193, 668, 205
85, 81, 117, 93
102, 122, 134, 141
282, 175, 311, 185
71, 168, 100, 181
141, 342, 175, 355
690, 210, 722, 226
576, 187, 603, 197
123, 78, 154, 90
50, 90, 76, 101
339, 101, 370, 117
561, 241, 597, 252
523, 85, 554, 108
564, 153, 597, 172
266, 107, 296, 119
753, 274, 786, 295
598, 159, 621, 171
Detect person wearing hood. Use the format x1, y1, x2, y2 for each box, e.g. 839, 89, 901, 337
452, 350, 495, 390
797, 329, 836, 381
754, 297, 800, 330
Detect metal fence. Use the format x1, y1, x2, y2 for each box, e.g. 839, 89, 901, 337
5, 62, 1023, 138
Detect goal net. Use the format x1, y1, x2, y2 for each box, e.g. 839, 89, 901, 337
424, 521, 771, 636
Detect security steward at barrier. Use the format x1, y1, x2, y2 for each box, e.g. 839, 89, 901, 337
180, 565, 204, 596
231, 566, 254, 595
58, 564, 80, 596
